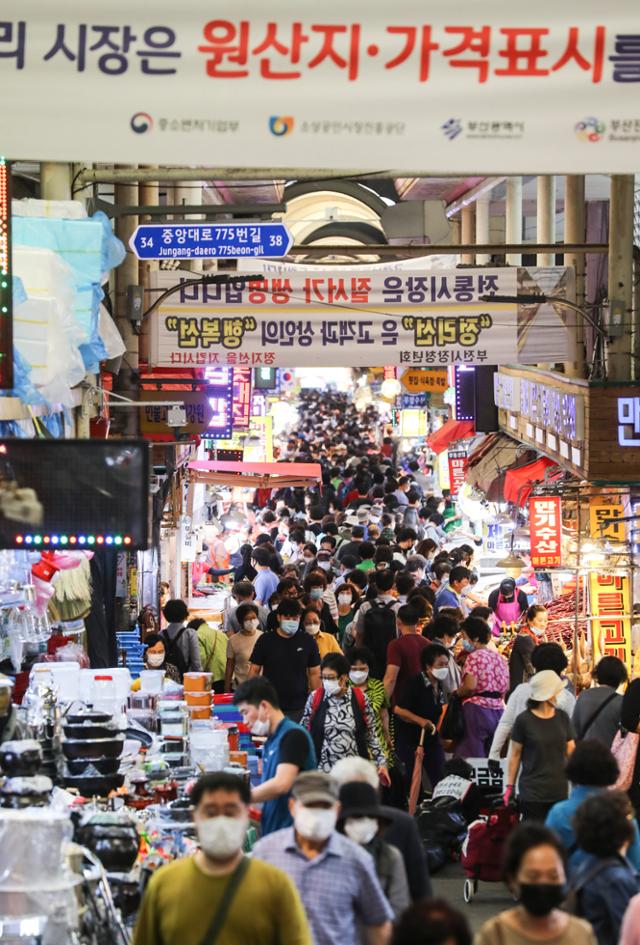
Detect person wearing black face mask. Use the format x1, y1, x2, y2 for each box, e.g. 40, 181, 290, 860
475, 823, 596, 945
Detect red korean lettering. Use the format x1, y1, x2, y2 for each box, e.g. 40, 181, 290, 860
307, 24, 361, 81
550, 25, 605, 83
198, 20, 250, 78
327, 278, 349, 303
385, 25, 439, 82
495, 28, 549, 77
270, 278, 293, 304
304, 278, 326, 303
350, 277, 371, 304
251, 21, 309, 78
443, 26, 491, 83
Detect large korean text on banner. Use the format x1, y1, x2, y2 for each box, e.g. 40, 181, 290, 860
1, 1, 639, 173
149, 268, 573, 369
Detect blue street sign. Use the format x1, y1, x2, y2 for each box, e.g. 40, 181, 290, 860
129, 221, 293, 260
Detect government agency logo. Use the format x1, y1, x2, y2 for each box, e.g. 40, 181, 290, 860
575, 116, 606, 142
441, 118, 463, 141
130, 112, 153, 134
269, 116, 295, 136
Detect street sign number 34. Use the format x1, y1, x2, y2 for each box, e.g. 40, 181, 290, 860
129, 222, 293, 260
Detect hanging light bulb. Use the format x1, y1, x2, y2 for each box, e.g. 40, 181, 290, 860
381, 378, 402, 399
496, 550, 526, 576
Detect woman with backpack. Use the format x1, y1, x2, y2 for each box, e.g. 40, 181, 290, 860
300, 652, 390, 786
160, 599, 202, 679
570, 791, 640, 945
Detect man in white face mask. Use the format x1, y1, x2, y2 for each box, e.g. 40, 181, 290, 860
253, 771, 394, 945
234, 677, 316, 837
132, 772, 312, 945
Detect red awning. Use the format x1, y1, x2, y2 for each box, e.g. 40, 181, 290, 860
503, 457, 558, 506
188, 460, 322, 489
426, 419, 475, 455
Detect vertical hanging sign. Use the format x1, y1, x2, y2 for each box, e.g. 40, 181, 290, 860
447, 451, 468, 498
529, 496, 562, 567
203, 366, 234, 440
232, 367, 252, 430
0, 159, 12, 390
590, 573, 631, 672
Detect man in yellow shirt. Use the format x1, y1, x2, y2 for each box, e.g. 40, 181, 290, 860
132, 772, 312, 945
301, 608, 342, 660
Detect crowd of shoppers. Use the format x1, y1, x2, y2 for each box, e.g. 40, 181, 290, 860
133, 389, 640, 945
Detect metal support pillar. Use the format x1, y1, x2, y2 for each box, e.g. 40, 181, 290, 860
564, 176, 586, 378
536, 176, 556, 266
607, 174, 635, 381
139, 169, 159, 364
505, 177, 523, 266
114, 167, 140, 434
40, 162, 72, 201
175, 181, 204, 273
460, 206, 475, 265
475, 196, 491, 264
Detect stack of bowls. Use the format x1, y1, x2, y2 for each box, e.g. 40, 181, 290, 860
61, 708, 125, 795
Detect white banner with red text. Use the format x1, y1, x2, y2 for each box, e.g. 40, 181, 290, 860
1, 0, 639, 172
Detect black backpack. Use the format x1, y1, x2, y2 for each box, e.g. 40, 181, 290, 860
363, 600, 397, 679
161, 626, 189, 680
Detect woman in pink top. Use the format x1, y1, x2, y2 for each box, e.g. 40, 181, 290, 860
453, 616, 509, 759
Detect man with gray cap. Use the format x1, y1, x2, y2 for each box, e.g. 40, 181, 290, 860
253, 771, 394, 945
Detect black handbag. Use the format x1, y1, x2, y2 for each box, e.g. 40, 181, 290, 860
440, 695, 465, 741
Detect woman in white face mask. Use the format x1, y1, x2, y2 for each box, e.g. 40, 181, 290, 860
337, 781, 410, 918
347, 647, 394, 768
226, 603, 264, 691
131, 633, 181, 691
393, 643, 451, 800
301, 607, 342, 661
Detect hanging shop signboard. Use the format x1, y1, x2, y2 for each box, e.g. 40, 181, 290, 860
232, 366, 252, 430
139, 391, 214, 436
149, 268, 574, 370
496, 366, 640, 484
400, 392, 428, 409
400, 369, 448, 393
3, 1, 640, 174
589, 572, 631, 672
447, 450, 468, 498
589, 492, 628, 542
529, 496, 562, 567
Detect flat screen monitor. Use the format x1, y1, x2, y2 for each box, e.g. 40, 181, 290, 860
0, 439, 149, 549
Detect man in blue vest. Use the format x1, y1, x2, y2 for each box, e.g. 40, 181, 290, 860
234, 677, 316, 836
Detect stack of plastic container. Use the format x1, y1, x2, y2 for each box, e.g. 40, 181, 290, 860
190, 726, 229, 772
115, 629, 145, 679
0, 808, 80, 944
184, 673, 213, 720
